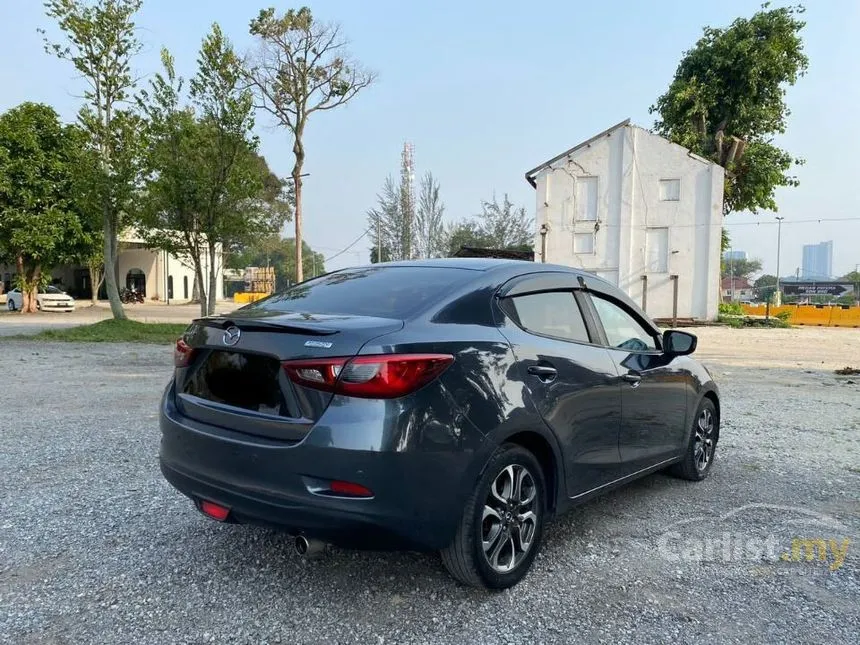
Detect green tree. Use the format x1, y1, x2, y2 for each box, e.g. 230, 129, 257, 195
754, 274, 778, 288
651, 4, 808, 215
445, 194, 533, 257
840, 270, 860, 284
138, 27, 286, 316
367, 176, 404, 262
0, 103, 89, 312
415, 172, 446, 259
722, 256, 762, 280
229, 235, 324, 289
43, 0, 145, 320
444, 221, 493, 258
245, 6, 375, 283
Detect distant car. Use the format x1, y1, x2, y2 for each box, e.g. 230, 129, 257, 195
159, 259, 720, 589
6, 286, 76, 312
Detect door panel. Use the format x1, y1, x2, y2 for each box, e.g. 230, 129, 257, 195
606, 349, 689, 467
497, 290, 623, 495
586, 293, 688, 469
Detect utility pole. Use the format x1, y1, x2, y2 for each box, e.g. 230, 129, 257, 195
775, 216, 785, 306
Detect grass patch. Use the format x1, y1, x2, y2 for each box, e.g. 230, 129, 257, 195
22, 319, 188, 344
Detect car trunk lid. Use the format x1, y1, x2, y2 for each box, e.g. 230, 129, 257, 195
174, 311, 403, 442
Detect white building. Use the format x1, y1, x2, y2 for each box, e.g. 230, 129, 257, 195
1, 229, 224, 303
525, 119, 725, 321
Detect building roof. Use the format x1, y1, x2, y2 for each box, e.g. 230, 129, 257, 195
452, 246, 535, 261
721, 276, 753, 290
524, 119, 716, 187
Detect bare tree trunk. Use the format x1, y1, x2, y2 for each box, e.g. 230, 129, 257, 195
24, 264, 41, 314
102, 210, 126, 319
194, 260, 207, 318
207, 240, 218, 316
88, 259, 104, 306
293, 131, 305, 284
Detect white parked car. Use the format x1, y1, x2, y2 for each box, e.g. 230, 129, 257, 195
6, 286, 76, 312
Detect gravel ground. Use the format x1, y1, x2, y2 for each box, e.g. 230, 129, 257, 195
1, 339, 858, 644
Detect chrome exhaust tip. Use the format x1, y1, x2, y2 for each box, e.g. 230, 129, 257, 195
294, 535, 327, 558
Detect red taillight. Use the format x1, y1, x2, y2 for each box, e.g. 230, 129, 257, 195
329, 480, 374, 498
200, 500, 230, 521
283, 353, 453, 399
174, 338, 194, 368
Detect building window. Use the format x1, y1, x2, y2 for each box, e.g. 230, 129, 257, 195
659, 179, 680, 201
167, 275, 174, 300
573, 232, 595, 254
183, 276, 189, 300
575, 176, 598, 221
646, 228, 669, 273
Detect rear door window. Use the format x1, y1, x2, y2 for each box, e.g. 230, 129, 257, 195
248, 266, 475, 319
503, 291, 590, 343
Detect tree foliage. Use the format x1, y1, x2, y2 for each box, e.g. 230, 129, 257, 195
721, 256, 762, 280
137, 26, 286, 316
42, 0, 145, 319
651, 4, 808, 215
367, 175, 403, 263
445, 194, 533, 257
229, 235, 324, 289
753, 274, 778, 288
368, 171, 446, 262
245, 6, 375, 282
0, 103, 89, 312
415, 172, 446, 260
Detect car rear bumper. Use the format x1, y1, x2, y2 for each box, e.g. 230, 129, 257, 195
158, 384, 473, 551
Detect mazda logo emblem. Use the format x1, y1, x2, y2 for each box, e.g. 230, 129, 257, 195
222, 326, 241, 346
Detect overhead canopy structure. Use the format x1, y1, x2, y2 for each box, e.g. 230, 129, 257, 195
452, 246, 534, 261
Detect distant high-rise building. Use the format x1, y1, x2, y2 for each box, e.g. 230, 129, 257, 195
801, 241, 833, 279
722, 250, 748, 262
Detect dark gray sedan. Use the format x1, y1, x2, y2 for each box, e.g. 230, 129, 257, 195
159, 259, 719, 589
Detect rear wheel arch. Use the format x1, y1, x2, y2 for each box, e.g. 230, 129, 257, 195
499, 430, 561, 515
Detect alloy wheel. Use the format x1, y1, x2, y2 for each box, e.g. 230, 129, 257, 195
693, 408, 715, 471
481, 464, 539, 573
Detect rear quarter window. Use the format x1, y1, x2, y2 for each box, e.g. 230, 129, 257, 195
247, 266, 477, 319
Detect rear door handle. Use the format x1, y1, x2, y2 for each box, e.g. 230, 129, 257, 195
528, 365, 558, 382
621, 372, 642, 387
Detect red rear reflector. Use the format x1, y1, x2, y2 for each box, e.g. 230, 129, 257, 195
283, 354, 453, 399
200, 500, 230, 521
329, 480, 374, 498
174, 338, 194, 368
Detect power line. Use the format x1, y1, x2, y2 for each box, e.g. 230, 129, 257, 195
324, 229, 370, 263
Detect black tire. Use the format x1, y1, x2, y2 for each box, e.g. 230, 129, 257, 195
669, 398, 719, 481
7, 299, 15, 312
441, 443, 547, 589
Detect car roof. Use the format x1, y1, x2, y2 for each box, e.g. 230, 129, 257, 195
369, 258, 614, 288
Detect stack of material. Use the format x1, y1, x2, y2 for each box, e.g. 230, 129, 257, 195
244, 267, 275, 294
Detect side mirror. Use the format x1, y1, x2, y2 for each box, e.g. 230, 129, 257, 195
663, 330, 697, 356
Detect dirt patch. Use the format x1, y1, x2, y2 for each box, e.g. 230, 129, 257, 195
679, 326, 860, 371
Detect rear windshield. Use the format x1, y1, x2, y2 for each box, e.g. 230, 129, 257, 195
246, 266, 476, 318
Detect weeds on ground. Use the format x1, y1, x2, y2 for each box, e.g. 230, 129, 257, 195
717, 315, 790, 329
13, 319, 187, 344
835, 366, 860, 376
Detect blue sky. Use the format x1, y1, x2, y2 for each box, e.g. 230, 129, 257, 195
2, 0, 858, 276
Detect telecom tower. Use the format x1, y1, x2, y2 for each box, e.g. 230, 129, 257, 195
400, 142, 415, 260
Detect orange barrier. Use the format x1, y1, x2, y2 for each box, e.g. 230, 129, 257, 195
233, 292, 270, 305
741, 304, 860, 328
